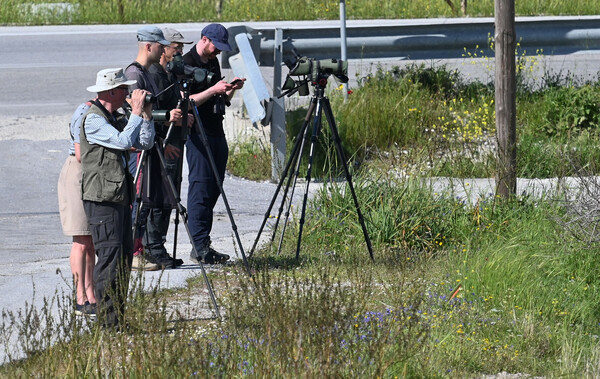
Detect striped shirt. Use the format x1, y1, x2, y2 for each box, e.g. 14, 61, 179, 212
68, 102, 91, 155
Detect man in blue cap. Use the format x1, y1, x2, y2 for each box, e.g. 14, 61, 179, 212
184, 23, 245, 264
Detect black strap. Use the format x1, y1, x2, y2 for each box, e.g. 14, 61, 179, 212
127, 61, 144, 71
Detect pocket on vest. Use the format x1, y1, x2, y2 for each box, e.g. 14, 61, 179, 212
103, 176, 126, 203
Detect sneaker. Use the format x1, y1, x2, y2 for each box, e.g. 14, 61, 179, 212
75, 301, 97, 318
75, 302, 86, 316
131, 254, 160, 271
85, 302, 97, 317
190, 246, 230, 265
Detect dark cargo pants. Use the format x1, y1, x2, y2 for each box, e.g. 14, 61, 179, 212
83, 200, 133, 328
143, 146, 179, 258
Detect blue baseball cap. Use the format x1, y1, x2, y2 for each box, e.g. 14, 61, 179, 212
201, 23, 232, 51
137, 25, 170, 46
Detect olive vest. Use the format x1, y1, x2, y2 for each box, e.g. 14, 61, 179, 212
80, 104, 133, 206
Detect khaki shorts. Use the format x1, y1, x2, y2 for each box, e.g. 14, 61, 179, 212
57, 156, 91, 236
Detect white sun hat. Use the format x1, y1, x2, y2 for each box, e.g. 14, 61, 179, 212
86, 68, 137, 93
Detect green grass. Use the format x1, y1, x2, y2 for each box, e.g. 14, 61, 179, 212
2, 0, 599, 25
227, 137, 272, 180
5, 177, 600, 376
268, 177, 600, 376
274, 62, 600, 181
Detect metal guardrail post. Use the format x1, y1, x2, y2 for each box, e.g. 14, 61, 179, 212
270, 28, 286, 180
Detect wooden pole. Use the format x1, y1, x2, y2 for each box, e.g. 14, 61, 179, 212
495, 0, 517, 198
340, 0, 348, 102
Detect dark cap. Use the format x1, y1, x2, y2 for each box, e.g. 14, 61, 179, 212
137, 25, 170, 46
201, 23, 232, 51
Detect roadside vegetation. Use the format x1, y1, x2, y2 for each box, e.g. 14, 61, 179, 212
3, 58, 600, 376
1, 0, 598, 25
242, 52, 600, 181
3, 3, 600, 378
4, 176, 600, 376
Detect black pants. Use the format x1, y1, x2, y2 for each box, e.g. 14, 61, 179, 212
185, 133, 228, 255
143, 146, 179, 258
83, 200, 133, 327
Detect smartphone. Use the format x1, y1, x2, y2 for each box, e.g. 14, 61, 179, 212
230, 79, 242, 85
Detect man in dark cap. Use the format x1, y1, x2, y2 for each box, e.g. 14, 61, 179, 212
184, 23, 245, 264
140, 27, 195, 270
126, 25, 186, 270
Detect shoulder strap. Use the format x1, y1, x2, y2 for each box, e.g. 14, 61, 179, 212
127, 61, 144, 70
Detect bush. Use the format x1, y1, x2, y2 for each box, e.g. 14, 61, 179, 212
543, 85, 600, 138
227, 138, 272, 180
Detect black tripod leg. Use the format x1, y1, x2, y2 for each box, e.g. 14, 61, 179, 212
132, 149, 147, 245
248, 112, 307, 256
172, 210, 180, 259
164, 99, 188, 261
250, 99, 316, 256
152, 143, 222, 318
322, 97, 375, 261
171, 150, 184, 260
270, 151, 298, 243
189, 105, 252, 276
295, 98, 324, 260
276, 118, 312, 255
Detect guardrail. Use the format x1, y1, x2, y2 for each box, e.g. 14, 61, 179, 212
221, 16, 600, 179
223, 16, 600, 68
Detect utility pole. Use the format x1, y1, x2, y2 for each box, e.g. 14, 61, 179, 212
495, 0, 517, 198
340, 0, 348, 102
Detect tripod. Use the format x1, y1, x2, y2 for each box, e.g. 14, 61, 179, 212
250, 74, 374, 261
132, 80, 252, 318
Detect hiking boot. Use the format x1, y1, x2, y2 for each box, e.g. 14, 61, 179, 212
146, 252, 180, 269
131, 254, 160, 271
170, 256, 184, 267
190, 245, 230, 265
